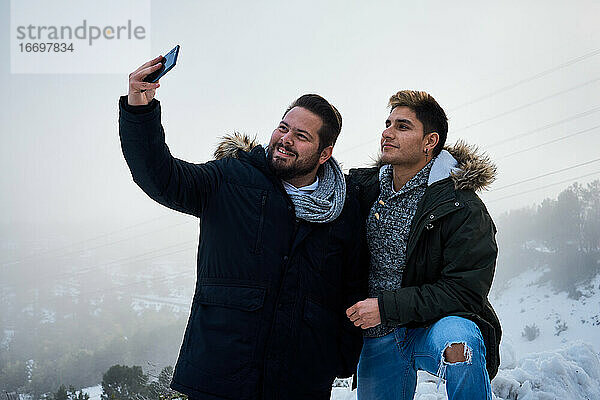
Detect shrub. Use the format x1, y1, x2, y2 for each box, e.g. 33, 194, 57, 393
522, 323, 540, 341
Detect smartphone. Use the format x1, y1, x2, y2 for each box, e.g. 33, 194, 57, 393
143, 44, 180, 83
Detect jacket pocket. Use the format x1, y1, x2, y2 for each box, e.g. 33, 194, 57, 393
294, 298, 340, 389
197, 284, 266, 311
185, 284, 266, 381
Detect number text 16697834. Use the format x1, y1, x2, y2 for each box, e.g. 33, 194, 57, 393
19, 43, 74, 52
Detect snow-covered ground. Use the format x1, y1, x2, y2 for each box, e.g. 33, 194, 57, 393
131, 294, 190, 314
492, 268, 600, 356
331, 270, 600, 400
81, 384, 102, 400
81, 269, 600, 399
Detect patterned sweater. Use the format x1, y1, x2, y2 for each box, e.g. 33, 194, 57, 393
364, 160, 434, 337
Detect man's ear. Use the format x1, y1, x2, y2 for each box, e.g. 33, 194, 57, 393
424, 132, 439, 153
318, 145, 333, 165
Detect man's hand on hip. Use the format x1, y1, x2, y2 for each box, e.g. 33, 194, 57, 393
127, 55, 163, 106
346, 298, 381, 329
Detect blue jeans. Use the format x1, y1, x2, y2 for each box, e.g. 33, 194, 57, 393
357, 316, 492, 400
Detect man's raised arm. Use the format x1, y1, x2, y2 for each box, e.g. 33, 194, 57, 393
118, 56, 222, 217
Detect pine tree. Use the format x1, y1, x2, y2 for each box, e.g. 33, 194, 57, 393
101, 365, 149, 400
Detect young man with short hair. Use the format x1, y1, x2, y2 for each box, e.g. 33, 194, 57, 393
347, 90, 501, 400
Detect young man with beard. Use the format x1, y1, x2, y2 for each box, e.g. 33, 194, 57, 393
346, 90, 501, 400
118, 56, 367, 399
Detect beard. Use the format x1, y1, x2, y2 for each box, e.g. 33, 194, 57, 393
380, 146, 422, 167
267, 142, 321, 182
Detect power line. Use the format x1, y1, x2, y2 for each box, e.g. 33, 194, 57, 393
449, 48, 600, 111
486, 170, 600, 203
496, 125, 600, 160
490, 158, 600, 192
338, 105, 600, 157
5, 51, 596, 272
487, 106, 600, 148
57, 243, 195, 282
338, 47, 600, 156
0, 214, 178, 266
22, 157, 600, 284
2, 267, 195, 311
452, 77, 600, 133
22, 163, 600, 291
1, 219, 195, 268
75, 270, 194, 300
6, 240, 197, 286
17, 269, 195, 308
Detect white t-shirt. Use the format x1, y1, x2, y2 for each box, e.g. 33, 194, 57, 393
282, 176, 319, 195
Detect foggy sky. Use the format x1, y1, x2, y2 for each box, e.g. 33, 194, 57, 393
2, 0, 600, 245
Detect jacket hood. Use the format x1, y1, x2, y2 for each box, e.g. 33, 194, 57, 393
445, 140, 497, 191
374, 140, 497, 192
213, 132, 261, 160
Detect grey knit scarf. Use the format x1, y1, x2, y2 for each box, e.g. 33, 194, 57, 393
265, 147, 346, 223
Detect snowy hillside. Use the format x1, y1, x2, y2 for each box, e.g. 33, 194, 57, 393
80, 270, 600, 400
492, 268, 600, 356
331, 270, 600, 400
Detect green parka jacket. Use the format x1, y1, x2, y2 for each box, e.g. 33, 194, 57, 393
347, 141, 502, 379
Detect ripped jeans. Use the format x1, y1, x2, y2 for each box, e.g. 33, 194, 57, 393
357, 316, 492, 400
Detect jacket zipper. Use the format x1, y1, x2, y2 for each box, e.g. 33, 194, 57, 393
254, 192, 268, 254
262, 199, 298, 397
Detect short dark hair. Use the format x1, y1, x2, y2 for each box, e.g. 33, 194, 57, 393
388, 90, 448, 157
283, 94, 342, 152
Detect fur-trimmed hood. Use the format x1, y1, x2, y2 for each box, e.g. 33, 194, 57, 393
213, 132, 261, 160
375, 140, 497, 192
444, 140, 497, 191
212, 134, 497, 192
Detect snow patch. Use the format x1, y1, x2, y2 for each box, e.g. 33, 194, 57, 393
492, 342, 600, 400
81, 384, 102, 400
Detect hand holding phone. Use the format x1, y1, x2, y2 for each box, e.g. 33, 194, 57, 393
127, 45, 180, 106
143, 45, 180, 83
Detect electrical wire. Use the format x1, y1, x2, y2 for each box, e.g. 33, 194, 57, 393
452, 77, 600, 133
496, 125, 600, 160
489, 158, 600, 191
1, 219, 195, 268
486, 170, 600, 203
449, 48, 600, 111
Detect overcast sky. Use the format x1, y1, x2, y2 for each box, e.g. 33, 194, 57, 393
1, 0, 599, 246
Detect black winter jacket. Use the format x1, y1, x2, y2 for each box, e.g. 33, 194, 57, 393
348, 142, 502, 379
118, 96, 367, 399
